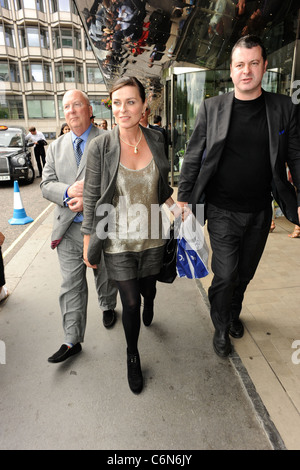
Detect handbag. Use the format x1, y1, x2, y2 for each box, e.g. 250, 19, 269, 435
156, 222, 177, 283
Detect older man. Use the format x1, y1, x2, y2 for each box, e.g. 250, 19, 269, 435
41, 89, 117, 363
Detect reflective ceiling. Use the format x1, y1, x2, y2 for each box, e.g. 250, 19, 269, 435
74, 0, 299, 98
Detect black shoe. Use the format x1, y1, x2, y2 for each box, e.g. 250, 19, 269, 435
213, 329, 231, 358
48, 343, 82, 363
103, 309, 116, 328
127, 350, 143, 394
142, 305, 154, 327
229, 319, 244, 338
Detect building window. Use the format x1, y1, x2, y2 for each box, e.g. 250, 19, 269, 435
27, 27, 40, 47
27, 97, 56, 118
87, 66, 104, 84
76, 64, 84, 83
52, 28, 81, 50
50, 0, 70, 13
0, 62, 10, 81
16, 0, 44, 11
49, 0, 57, 13
40, 28, 49, 49
36, 0, 45, 12
30, 63, 43, 81
0, 25, 16, 48
89, 97, 111, 120
58, 0, 70, 12
61, 29, 72, 48
18, 27, 27, 48
63, 64, 75, 82
22, 62, 52, 83
43, 63, 52, 83
22, 0, 36, 8
55, 63, 75, 82
0, 96, 24, 119
0, 61, 20, 82
1, 0, 11, 9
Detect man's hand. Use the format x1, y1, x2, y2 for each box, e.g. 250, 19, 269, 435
66, 178, 84, 212
68, 178, 84, 198
66, 196, 83, 212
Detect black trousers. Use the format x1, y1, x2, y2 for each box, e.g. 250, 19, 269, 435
207, 203, 272, 330
34, 144, 46, 177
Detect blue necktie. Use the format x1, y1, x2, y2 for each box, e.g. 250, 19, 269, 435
74, 137, 83, 167
73, 137, 83, 220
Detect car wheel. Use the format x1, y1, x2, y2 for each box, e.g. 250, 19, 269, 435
25, 165, 35, 184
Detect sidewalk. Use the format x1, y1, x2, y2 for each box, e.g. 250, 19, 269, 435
201, 216, 300, 450
0, 209, 299, 450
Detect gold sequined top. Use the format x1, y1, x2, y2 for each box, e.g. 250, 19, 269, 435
104, 159, 165, 253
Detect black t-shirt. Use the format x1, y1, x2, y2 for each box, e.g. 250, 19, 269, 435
206, 94, 272, 212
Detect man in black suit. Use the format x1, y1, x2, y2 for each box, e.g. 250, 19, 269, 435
178, 35, 300, 357
152, 115, 168, 155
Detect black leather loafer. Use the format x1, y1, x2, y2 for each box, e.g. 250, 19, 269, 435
48, 343, 82, 363
103, 309, 116, 328
229, 319, 244, 338
213, 329, 231, 358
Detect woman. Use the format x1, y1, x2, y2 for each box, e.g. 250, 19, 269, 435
59, 122, 70, 136
82, 77, 182, 394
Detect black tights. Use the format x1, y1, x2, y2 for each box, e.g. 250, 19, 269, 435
116, 275, 157, 354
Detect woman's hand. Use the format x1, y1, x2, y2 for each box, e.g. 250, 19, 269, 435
168, 200, 191, 221
83, 234, 98, 269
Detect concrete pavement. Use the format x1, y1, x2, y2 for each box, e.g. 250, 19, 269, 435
0, 209, 298, 450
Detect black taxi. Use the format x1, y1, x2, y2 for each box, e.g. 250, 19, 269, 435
0, 125, 35, 184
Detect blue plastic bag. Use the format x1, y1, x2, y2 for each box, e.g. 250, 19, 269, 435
176, 213, 209, 279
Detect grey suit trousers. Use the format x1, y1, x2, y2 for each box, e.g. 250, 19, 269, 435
57, 221, 117, 344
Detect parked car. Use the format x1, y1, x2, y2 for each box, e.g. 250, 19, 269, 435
0, 125, 35, 184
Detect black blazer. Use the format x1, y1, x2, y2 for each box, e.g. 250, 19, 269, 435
178, 90, 300, 225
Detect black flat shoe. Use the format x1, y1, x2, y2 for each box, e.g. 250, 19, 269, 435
229, 319, 244, 338
127, 350, 143, 394
103, 309, 116, 328
213, 329, 231, 358
142, 305, 154, 327
48, 343, 82, 363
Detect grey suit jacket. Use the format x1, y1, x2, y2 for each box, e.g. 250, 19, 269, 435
81, 124, 173, 265
178, 90, 300, 225
41, 125, 103, 247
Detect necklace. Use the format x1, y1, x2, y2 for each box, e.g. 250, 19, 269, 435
119, 128, 142, 154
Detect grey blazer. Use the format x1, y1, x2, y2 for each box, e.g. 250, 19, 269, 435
82, 125, 173, 265
178, 90, 300, 225
41, 125, 103, 247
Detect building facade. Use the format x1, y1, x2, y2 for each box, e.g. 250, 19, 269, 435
0, 0, 110, 139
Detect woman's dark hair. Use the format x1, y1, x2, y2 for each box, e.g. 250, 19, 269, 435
230, 35, 267, 63
109, 76, 146, 102
59, 123, 69, 136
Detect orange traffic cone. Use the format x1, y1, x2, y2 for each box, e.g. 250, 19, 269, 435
8, 180, 34, 225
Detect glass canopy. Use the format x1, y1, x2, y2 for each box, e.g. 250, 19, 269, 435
73, 0, 299, 98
